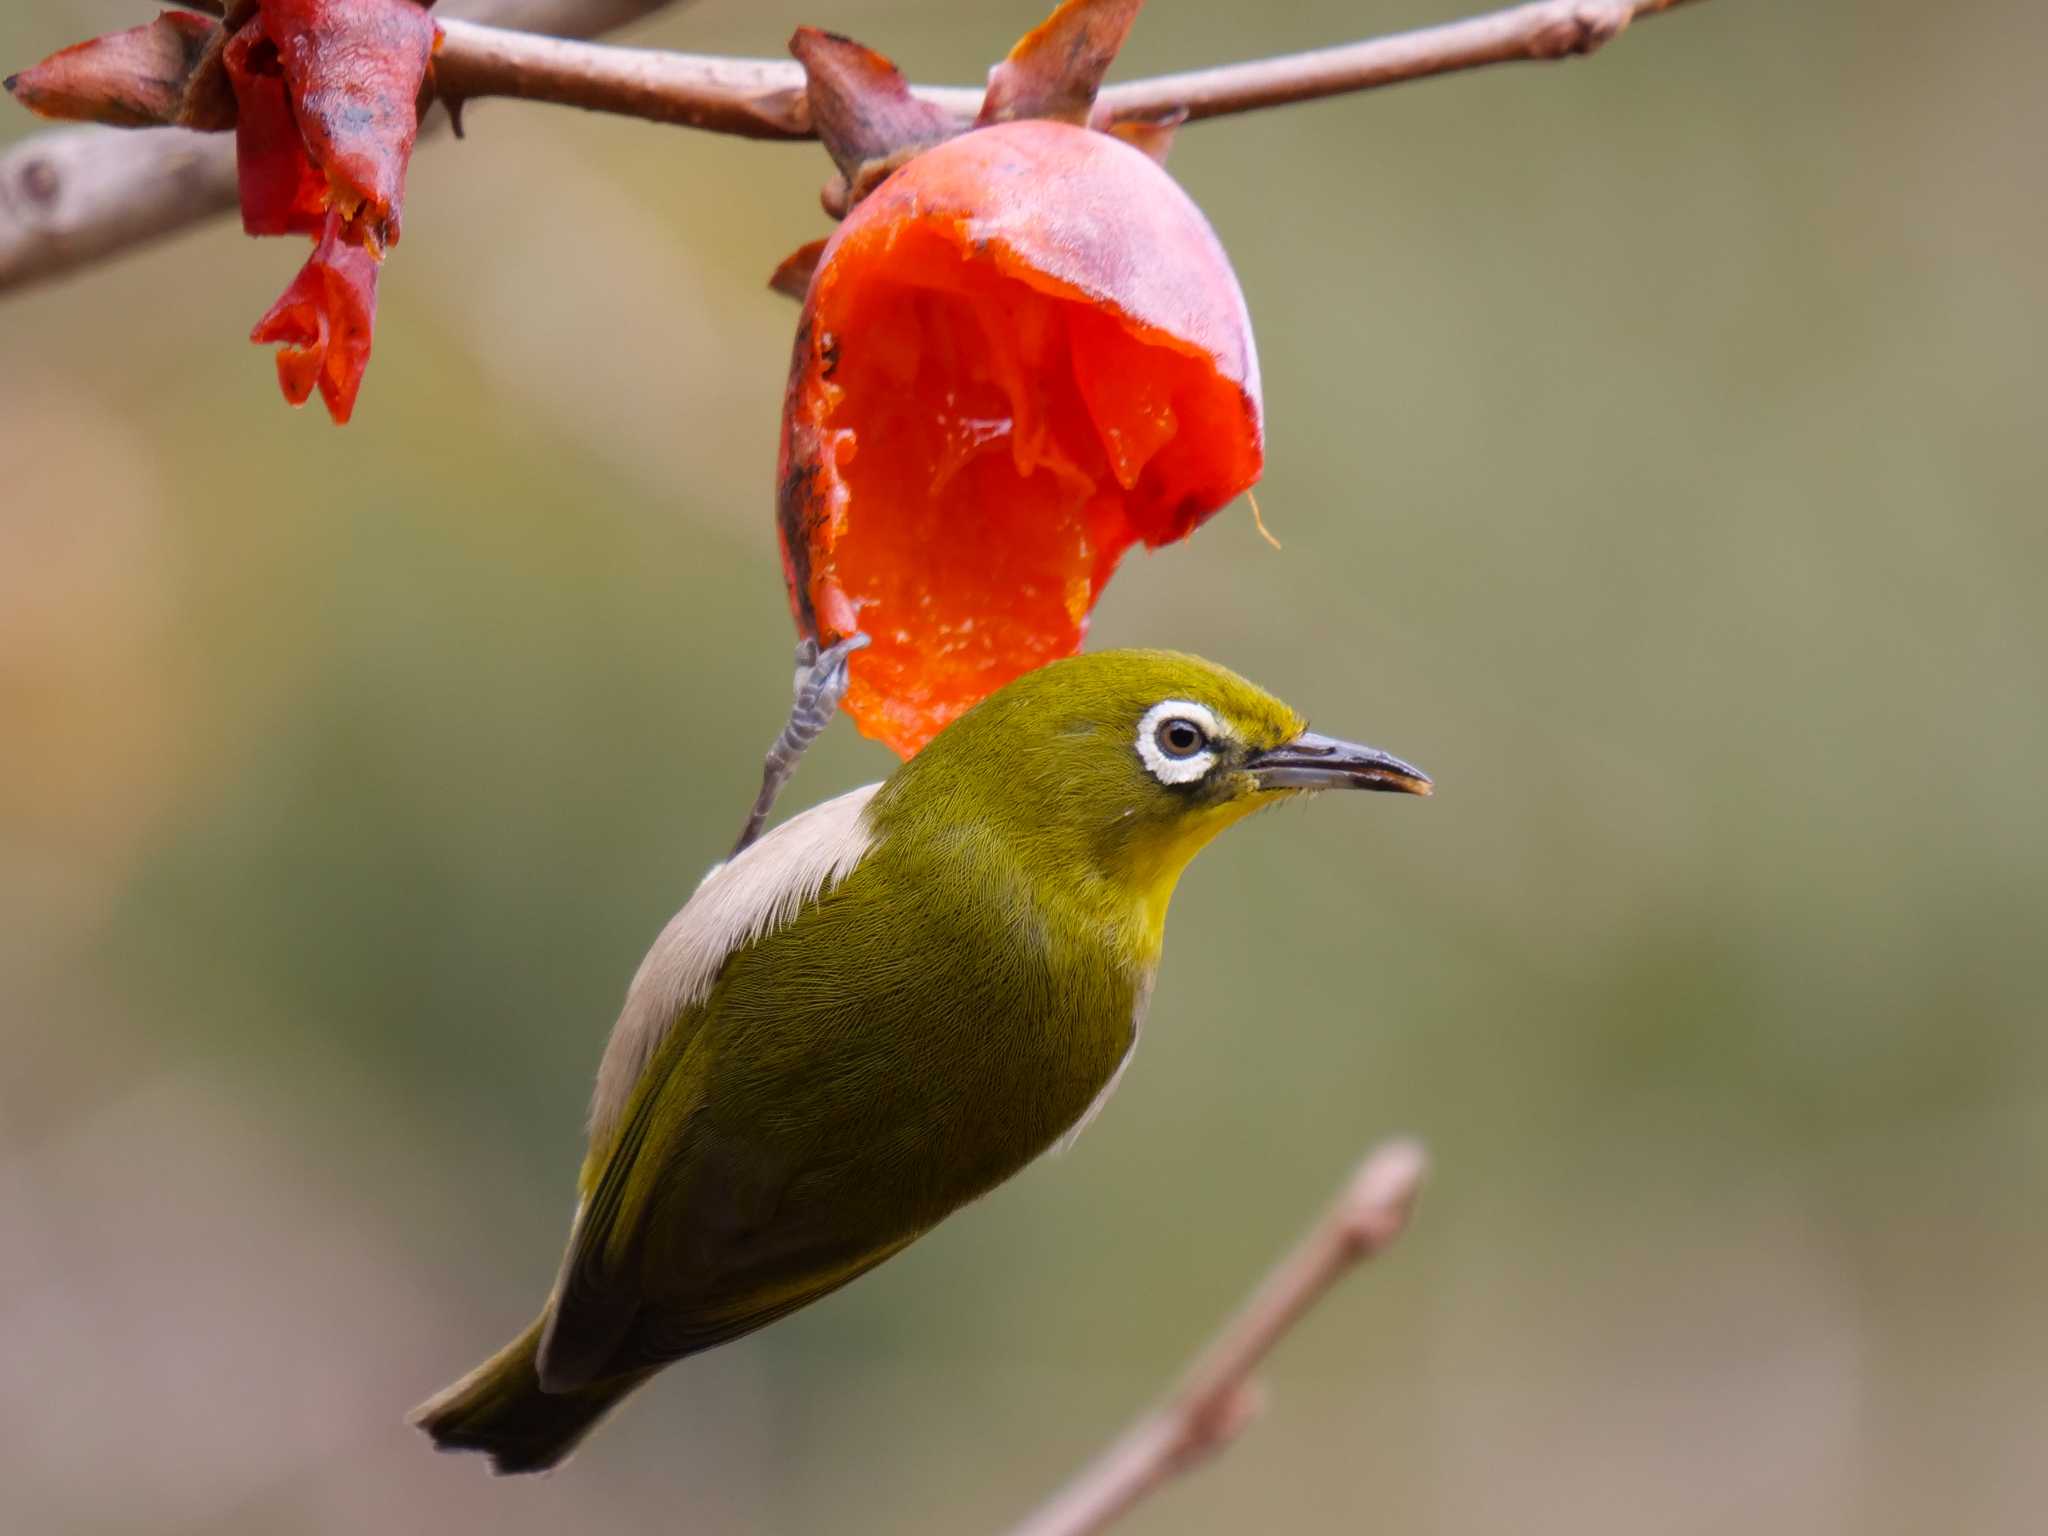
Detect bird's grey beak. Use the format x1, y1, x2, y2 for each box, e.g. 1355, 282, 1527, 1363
1248, 731, 1433, 795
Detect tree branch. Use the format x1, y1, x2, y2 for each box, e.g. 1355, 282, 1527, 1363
0, 0, 682, 296
432, 0, 1701, 139
1004, 1139, 1429, 1536
1103, 0, 1704, 122
3, 0, 1702, 299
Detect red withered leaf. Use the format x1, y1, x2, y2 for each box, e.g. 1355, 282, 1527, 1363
251, 207, 380, 423
769, 239, 829, 302
12, 2, 439, 422
216, 0, 437, 418
1104, 107, 1186, 167
977, 0, 1141, 128
224, 17, 327, 236
5, 11, 217, 128
258, 0, 437, 248
789, 28, 956, 207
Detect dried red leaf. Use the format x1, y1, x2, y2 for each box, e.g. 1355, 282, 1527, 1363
789, 28, 956, 205
769, 239, 829, 302
11, 2, 433, 423
977, 0, 1141, 128
778, 120, 1262, 757
5, 11, 218, 128
258, 0, 436, 246
1103, 107, 1186, 166
251, 208, 381, 422
224, 17, 327, 236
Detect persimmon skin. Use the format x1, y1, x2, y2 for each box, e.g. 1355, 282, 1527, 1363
779, 119, 1263, 758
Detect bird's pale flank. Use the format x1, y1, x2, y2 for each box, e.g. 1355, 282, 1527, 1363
413, 649, 1429, 1472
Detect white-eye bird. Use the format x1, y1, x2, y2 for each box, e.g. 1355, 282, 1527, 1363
413, 648, 1429, 1472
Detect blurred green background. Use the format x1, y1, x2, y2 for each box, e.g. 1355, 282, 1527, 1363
3, 1, 2044, 1532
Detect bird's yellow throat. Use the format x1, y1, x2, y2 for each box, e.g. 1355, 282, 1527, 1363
1121, 793, 1279, 960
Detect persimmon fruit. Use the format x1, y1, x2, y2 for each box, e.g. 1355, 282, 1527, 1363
778, 119, 1263, 757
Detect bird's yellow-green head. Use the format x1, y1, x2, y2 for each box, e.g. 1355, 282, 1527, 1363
876, 649, 1430, 955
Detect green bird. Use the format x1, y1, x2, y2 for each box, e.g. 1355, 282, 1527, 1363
412, 649, 1429, 1473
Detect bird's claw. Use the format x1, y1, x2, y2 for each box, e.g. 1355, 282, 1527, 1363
790, 633, 871, 729
732, 632, 871, 859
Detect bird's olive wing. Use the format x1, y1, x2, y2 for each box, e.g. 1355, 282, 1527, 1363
541, 784, 883, 1391
537, 1014, 713, 1392
624, 1228, 920, 1365
538, 1008, 919, 1389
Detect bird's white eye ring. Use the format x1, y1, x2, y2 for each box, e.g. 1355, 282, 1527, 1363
1155, 717, 1209, 759
1135, 699, 1222, 785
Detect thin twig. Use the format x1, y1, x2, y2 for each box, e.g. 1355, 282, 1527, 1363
0, 0, 683, 295
3, 0, 1704, 298
0, 125, 237, 291
1099, 0, 1704, 122
1004, 1139, 1429, 1536
433, 0, 1701, 137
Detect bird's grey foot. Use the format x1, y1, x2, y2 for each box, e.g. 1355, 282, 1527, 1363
730, 632, 870, 857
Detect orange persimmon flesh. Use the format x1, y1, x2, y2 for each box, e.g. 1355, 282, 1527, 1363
787, 213, 1259, 757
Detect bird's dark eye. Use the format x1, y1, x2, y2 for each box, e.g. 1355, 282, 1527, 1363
1155, 717, 1209, 759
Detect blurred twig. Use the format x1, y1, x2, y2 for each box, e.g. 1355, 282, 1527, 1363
3, 0, 1703, 298
0, 0, 682, 295
1003, 1140, 1428, 1536
431, 0, 1703, 137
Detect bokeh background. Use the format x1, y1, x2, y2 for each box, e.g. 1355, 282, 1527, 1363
3, 1, 2044, 1532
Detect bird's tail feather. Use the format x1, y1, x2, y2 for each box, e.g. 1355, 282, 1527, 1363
410, 1317, 652, 1475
